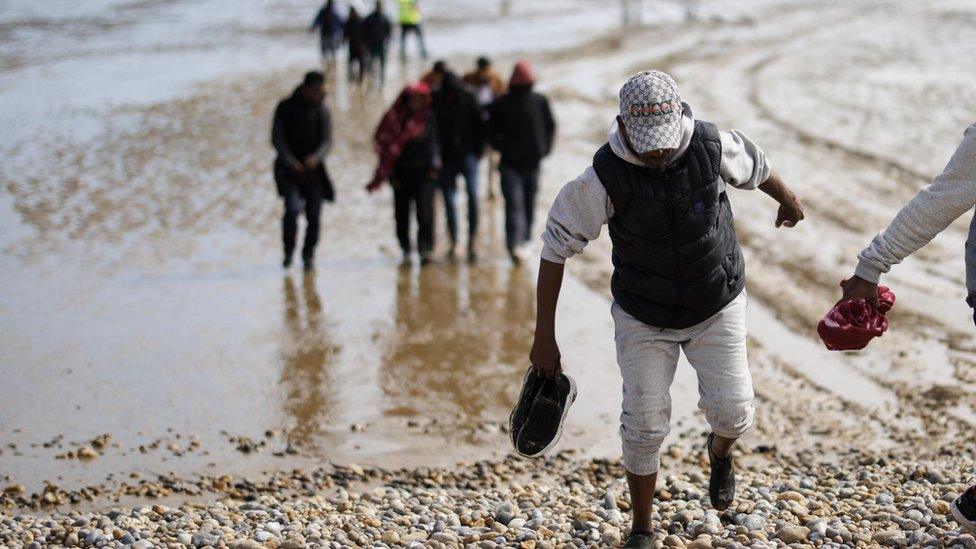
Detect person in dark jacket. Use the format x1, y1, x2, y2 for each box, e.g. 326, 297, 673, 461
432, 71, 484, 261
362, 1, 393, 88
272, 72, 335, 271
310, 0, 344, 63
488, 60, 556, 263
366, 83, 440, 265
343, 7, 367, 85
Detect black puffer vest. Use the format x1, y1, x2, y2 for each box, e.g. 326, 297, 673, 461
593, 120, 744, 329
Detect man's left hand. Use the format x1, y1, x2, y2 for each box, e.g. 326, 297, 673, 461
776, 197, 805, 228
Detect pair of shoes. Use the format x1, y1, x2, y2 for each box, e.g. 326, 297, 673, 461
706, 432, 736, 511
419, 252, 433, 266
952, 485, 976, 533
283, 254, 293, 269
623, 530, 654, 548
509, 366, 577, 458
467, 242, 478, 263
446, 244, 457, 261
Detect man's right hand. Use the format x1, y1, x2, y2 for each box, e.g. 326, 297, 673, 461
840, 275, 880, 308
529, 333, 561, 380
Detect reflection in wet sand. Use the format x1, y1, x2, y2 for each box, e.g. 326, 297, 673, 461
279, 272, 340, 450
380, 262, 535, 432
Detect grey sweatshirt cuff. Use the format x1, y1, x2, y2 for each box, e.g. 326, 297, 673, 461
540, 243, 567, 264
853, 260, 883, 284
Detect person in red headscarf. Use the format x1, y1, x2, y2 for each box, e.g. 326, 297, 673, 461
367, 82, 441, 265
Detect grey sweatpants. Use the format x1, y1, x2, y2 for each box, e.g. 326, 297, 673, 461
611, 291, 755, 476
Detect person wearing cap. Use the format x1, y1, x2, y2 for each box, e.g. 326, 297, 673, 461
488, 60, 556, 263
529, 70, 804, 546
838, 122, 976, 534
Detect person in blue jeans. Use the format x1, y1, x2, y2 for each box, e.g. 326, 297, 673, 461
489, 61, 556, 263
432, 71, 484, 261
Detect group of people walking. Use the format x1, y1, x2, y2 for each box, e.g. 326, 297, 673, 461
310, 0, 428, 87
366, 58, 555, 265
270, 57, 554, 269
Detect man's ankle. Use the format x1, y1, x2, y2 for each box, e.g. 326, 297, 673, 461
709, 433, 734, 459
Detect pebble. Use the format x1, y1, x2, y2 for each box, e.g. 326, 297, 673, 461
775, 524, 809, 543
739, 513, 766, 532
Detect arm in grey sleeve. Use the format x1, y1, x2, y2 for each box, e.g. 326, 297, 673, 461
967, 213, 976, 294
313, 108, 333, 160
271, 106, 299, 165
540, 166, 613, 264
719, 130, 771, 190
856, 124, 976, 284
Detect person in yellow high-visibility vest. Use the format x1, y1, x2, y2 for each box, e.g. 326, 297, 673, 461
397, 0, 428, 60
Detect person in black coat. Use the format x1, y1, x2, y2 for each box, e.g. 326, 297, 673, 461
363, 1, 393, 88
343, 7, 367, 85
271, 72, 335, 271
489, 61, 556, 263
432, 71, 484, 260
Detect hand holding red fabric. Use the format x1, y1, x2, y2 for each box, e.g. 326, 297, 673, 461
817, 282, 896, 351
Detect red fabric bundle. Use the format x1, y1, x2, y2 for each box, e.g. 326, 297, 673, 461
817, 283, 896, 351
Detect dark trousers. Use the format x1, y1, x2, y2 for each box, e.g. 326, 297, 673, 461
348, 48, 366, 84
499, 162, 540, 252
399, 23, 428, 59
282, 182, 324, 261
366, 44, 387, 86
438, 154, 480, 245
393, 169, 435, 255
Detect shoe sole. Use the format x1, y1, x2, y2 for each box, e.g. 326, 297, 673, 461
518, 374, 577, 459
952, 499, 976, 533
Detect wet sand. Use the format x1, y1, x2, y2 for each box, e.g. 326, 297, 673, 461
0, 5, 625, 505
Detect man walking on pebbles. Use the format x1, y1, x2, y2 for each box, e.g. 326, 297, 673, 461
529, 70, 804, 546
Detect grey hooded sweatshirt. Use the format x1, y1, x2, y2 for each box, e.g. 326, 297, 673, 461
855, 123, 976, 296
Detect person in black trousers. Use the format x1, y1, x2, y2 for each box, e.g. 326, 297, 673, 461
363, 0, 393, 88
272, 72, 335, 271
432, 71, 484, 261
489, 60, 556, 263
343, 7, 367, 85
367, 83, 440, 265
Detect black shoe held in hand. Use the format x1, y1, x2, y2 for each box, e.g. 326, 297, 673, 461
509, 366, 577, 458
